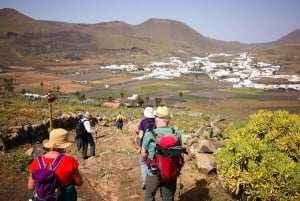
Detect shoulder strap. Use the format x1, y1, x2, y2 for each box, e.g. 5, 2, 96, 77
37, 155, 45, 169
51, 154, 64, 171
149, 127, 178, 147
143, 119, 155, 133
37, 154, 64, 170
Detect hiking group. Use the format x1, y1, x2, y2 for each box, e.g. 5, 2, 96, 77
28, 106, 186, 201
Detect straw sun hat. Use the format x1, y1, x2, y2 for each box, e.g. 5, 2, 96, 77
43, 128, 72, 149
154, 106, 171, 118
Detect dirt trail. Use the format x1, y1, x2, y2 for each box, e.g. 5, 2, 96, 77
72, 123, 214, 201
0, 122, 216, 201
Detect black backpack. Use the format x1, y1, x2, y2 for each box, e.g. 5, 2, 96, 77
140, 119, 156, 147
143, 119, 156, 133
75, 120, 88, 140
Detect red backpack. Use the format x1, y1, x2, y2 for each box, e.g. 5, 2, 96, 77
148, 128, 187, 183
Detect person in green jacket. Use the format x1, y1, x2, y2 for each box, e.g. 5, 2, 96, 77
141, 106, 182, 201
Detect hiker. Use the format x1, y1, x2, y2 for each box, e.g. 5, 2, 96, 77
141, 106, 183, 201
74, 113, 83, 151
28, 128, 83, 201
115, 112, 124, 134
137, 107, 155, 190
81, 111, 96, 159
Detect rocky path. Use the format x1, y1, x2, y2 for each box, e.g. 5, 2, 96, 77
0, 121, 216, 201
73, 123, 213, 201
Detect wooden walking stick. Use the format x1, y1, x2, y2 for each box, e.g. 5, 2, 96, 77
47, 92, 56, 131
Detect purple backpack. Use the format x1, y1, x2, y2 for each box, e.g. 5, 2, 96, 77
31, 154, 64, 201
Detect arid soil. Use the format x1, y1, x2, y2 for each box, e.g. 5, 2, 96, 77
0, 121, 218, 201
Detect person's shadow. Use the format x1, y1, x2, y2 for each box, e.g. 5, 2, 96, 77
178, 179, 211, 201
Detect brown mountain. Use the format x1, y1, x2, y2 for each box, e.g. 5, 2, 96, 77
0, 8, 299, 66
274, 29, 300, 44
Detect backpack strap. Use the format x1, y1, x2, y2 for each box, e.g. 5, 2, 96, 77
37, 154, 64, 170
148, 129, 158, 144
143, 119, 155, 133
51, 154, 64, 171
149, 127, 176, 144
37, 155, 46, 169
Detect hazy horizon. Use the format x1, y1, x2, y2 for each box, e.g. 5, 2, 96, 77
1, 0, 300, 44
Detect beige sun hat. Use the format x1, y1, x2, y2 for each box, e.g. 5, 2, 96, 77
154, 106, 171, 118
43, 128, 72, 149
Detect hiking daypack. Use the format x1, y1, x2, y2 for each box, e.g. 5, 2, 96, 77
149, 128, 187, 183
140, 119, 156, 147
31, 154, 64, 201
143, 119, 155, 134
75, 120, 88, 141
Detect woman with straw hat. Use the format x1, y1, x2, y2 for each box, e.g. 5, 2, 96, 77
28, 128, 83, 200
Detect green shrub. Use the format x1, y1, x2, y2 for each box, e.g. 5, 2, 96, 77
216, 110, 300, 201
0, 152, 32, 175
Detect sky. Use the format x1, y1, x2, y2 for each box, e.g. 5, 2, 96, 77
1, 0, 300, 44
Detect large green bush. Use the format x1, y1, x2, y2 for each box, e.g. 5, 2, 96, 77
216, 110, 300, 201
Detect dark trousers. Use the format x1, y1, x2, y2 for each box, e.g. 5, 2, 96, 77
82, 133, 95, 159
75, 137, 82, 151
144, 175, 177, 201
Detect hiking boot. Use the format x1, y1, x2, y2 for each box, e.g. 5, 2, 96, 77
142, 182, 146, 190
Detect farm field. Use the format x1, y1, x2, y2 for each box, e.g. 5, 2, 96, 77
1, 65, 299, 122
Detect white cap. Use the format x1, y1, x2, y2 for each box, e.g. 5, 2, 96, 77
144, 107, 154, 118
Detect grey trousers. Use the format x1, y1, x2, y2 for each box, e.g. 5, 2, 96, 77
144, 175, 177, 201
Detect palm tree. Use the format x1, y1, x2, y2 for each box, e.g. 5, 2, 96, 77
4, 78, 14, 96
120, 92, 124, 103
40, 82, 44, 94
78, 94, 86, 102
179, 92, 184, 101
155, 97, 162, 107
145, 96, 150, 106
137, 96, 144, 107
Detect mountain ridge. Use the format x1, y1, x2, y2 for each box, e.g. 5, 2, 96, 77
0, 8, 299, 66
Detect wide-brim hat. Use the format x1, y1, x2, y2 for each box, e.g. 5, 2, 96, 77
154, 106, 171, 118
43, 128, 72, 149
144, 107, 154, 118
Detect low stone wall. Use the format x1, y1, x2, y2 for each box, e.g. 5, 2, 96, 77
0, 113, 125, 151
0, 113, 79, 151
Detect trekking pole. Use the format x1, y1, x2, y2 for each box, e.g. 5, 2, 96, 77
177, 173, 185, 200
178, 175, 182, 199
48, 102, 53, 131
95, 129, 98, 143
47, 92, 56, 131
